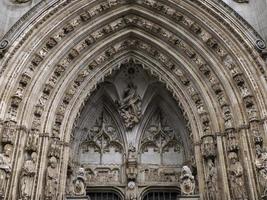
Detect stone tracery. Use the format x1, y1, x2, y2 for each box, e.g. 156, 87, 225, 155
0, 0, 266, 199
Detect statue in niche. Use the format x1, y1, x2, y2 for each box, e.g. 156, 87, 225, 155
116, 83, 141, 129
19, 152, 37, 200
228, 152, 247, 200
73, 167, 86, 196
179, 166, 195, 195
206, 159, 217, 200
255, 147, 267, 196
45, 156, 58, 200
0, 144, 12, 197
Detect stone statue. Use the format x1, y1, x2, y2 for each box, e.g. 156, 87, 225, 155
228, 152, 247, 199
117, 83, 141, 129
206, 159, 217, 200
73, 167, 86, 196
19, 152, 37, 200
179, 166, 195, 195
45, 156, 58, 200
255, 148, 267, 196
0, 144, 12, 197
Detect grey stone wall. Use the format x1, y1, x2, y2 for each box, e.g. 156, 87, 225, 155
223, 0, 267, 42
0, 0, 42, 38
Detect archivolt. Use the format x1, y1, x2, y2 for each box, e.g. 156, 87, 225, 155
0, 0, 266, 200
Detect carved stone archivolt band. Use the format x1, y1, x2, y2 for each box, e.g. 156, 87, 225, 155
0, 0, 266, 200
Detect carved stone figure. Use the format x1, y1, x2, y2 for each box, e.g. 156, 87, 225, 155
45, 156, 58, 200
126, 181, 137, 200
2, 120, 16, 144
0, 144, 12, 197
255, 148, 267, 196
73, 167, 86, 196
206, 159, 217, 200
25, 130, 39, 151
202, 135, 216, 159
126, 143, 138, 180
228, 152, 247, 199
117, 83, 141, 129
19, 152, 37, 200
179, 166, 195, 195
226, 129, 239, 152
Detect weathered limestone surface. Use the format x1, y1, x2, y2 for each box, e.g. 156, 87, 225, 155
0, 0, 266, 199
0, 0, 42, 38
223, 0, 267, 42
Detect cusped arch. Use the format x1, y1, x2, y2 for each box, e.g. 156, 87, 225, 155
0, 0, 266, 200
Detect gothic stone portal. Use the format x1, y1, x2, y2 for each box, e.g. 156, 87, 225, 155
65, 61, 197, 199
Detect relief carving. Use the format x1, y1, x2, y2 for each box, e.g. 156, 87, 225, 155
73, 167, 86, 196
116, 83, 142, 129
141, 167, 180, 183
84, 167, 120, 184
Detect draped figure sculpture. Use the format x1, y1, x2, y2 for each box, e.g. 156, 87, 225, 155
19, 152, 37, 200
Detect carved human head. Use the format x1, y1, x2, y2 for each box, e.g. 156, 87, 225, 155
4, 144, 13, 157
228, 152, 238, 163
49, 156, 57, 168
31, 152, 38, 163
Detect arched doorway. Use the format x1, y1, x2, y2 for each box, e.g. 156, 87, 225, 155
0, 0, 266, 200
65, 61, 197, 199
